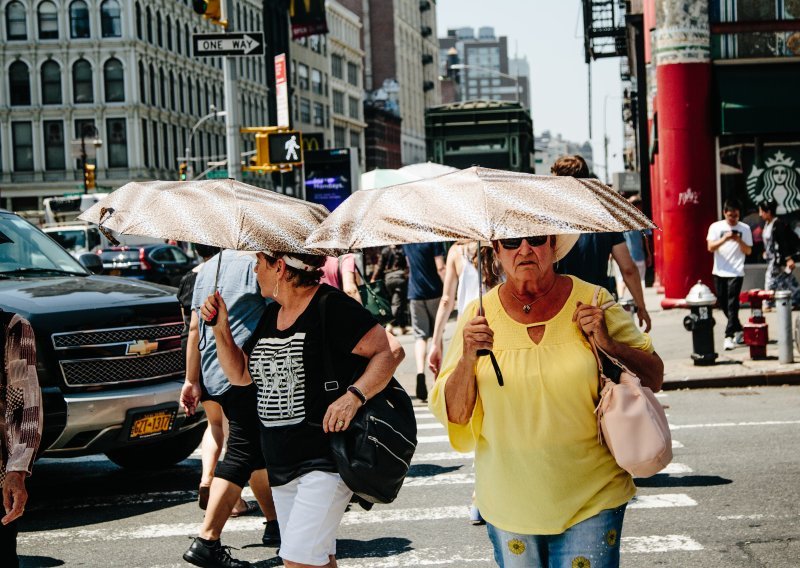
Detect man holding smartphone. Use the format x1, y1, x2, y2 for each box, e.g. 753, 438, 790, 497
707, 199, 753, 350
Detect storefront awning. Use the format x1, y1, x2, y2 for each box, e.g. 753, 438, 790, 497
715, 64, 800, 135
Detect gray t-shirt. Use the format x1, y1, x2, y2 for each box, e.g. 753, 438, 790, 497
192, 252, 268, 396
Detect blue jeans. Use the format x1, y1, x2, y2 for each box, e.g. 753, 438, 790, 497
486, 504, 627, 568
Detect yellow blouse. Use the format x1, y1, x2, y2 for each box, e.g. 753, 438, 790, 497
429, 276, 654, 535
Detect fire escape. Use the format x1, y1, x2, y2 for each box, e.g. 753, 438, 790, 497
582, 0, 629, 63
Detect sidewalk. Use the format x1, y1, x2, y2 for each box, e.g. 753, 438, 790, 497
392, 287, 800, 394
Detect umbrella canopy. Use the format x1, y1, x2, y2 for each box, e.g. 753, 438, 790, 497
360, 168, 421, 190
79, 179, 330, 254
306, 166, 656, 251
398, 162, 458, 179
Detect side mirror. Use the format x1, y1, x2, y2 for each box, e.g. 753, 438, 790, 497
78, 253, 104, 274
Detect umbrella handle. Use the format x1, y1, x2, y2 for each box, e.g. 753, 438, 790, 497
206, 250, 224, 327
475, 242, 503, 386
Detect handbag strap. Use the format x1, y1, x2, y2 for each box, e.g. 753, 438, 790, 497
318, 289, 346, 407
585, 287, 630, 390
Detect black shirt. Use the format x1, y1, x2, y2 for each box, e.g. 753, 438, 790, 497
243, 285, 377, 485
557, 232, 625, 288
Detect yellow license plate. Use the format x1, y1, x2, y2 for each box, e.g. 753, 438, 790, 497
129, 409, 176, 440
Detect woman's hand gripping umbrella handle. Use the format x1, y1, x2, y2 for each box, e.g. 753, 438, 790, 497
206, 250, 224, 327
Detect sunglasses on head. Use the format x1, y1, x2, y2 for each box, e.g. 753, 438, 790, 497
498, 235, 550, 250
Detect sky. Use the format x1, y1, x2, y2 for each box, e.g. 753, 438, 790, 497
436, 0, 625, 177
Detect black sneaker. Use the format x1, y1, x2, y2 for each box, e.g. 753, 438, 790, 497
262, 520, 281, 547
183, 537, 251, 568
416, 373, 428, 402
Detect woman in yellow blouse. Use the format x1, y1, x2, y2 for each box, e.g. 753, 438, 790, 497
429, 234, 664, 568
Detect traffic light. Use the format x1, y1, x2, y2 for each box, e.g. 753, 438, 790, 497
84, 163, 96, 191
179, 162, 188, 181
192, 0, 224, 26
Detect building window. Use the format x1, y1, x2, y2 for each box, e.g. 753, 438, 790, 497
6, 1, 26, 40
38, 1, 58, 39
166, 15, 172, 50
297, 63, 309, 90
156, 11, 162, 46
69, 0, 90, 38
169, 72, 175, 110
9, 61, 31, 106
145, 6, 152, 43
333, 90, 344, 115
107, 118, 128, 167
135, 2, 141, 39
104, 58, 125, 102
347, 62, 359, 86
138, 61, 146, 102
334, 125, 346, 148
74, 119, 94, 168
43, 120, 66, 170
188, 81, 193, 115
72, 59, 93, 103
149, 64, 156, 105
299, 98, 311, 123
12, 122, 33, 171
41, 60, 62, 104
348, 96, 360, 120
160, 68, 166, 109
163, 123, 170, 169
313, 102, 324, 126
152, 121, 160, 168
311, 68, 323, 95
101, 0, 122, 38
179, 77, 185, 113
141, 119, 149, 167
331, 54, 343, 79
350, 130, 360, 150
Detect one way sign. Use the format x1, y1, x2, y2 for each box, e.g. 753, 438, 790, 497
193, 32, 264, 57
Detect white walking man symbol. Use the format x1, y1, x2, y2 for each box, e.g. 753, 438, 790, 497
285, 135, 300, 161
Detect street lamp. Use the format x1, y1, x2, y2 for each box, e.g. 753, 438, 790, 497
449, 63, 522, 104
184, 105, 227, 180
80, 124, 102, 194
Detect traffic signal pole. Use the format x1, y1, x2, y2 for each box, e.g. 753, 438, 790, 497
222, 0, 241, 181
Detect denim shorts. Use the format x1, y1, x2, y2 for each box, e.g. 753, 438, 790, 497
486, 504, 627, 568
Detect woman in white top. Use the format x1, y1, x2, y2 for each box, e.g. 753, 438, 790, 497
428, 242, 502, 376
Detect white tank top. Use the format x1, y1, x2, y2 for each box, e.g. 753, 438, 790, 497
457, 246, 482, 315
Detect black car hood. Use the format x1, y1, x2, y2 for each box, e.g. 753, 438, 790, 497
0, 275, 179, 317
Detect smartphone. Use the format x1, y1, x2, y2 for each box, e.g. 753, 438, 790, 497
730, 230, 741, 237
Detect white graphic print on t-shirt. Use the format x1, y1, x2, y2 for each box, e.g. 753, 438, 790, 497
248, 333, 306, 427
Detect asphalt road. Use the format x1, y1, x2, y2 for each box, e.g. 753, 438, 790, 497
17, 385, 800, 567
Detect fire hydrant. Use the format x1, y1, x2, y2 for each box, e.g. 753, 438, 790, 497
739, 289, 774, 360
683, 281, 717, 366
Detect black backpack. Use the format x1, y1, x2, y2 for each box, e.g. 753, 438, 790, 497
318, 290, 417, 505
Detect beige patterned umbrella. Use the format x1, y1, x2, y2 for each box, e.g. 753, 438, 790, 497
305, 166, 656, 251
79, 179, 330, 254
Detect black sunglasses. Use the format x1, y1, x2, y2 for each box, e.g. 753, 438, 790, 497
499, 235, 549, 250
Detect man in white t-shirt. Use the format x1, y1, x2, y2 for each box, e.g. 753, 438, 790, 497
706, 199, 753, 350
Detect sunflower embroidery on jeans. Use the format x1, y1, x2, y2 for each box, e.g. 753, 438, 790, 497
606, 528, 618, 546
572, 556, 590, 568
507, 539, 526, 555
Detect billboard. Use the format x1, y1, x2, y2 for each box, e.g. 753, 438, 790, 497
303, 148, 358, 211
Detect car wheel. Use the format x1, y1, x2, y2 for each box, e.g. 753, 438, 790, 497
104, 425, 204, 469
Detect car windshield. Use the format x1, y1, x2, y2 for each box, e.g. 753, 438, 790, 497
48, 229, 87, 251
0, 212, 89, 276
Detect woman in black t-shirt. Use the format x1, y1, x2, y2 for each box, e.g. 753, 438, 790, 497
201, 250, 404, 568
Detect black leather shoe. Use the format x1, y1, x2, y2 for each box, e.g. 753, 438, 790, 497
416, 373, 428, 402
183, 537, 251, 568
262, 520, 281, 547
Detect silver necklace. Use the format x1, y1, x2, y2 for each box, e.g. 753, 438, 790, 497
507, 278, 558, 314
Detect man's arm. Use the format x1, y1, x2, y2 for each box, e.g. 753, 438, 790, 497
708, 231, 732, 252
435, 254, 446, 283
2, 315, 42, 524
180, 310, 202, 416
612, 242, 652, 332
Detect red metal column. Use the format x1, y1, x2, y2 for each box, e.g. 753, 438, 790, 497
654, 0, 718, 308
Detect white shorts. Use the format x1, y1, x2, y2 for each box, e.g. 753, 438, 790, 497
272, 470, 353, 566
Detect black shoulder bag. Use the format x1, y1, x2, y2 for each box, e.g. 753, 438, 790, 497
318, 290, 417, 505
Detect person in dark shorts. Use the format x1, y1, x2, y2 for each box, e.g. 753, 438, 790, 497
371, 244, 411, 335
180, 252, 278, 568
403, 242, 446, 402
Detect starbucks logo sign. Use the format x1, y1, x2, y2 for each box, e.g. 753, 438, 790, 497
747, 151, 800, 215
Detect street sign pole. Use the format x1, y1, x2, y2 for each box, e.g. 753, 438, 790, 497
223, 0, 241, 181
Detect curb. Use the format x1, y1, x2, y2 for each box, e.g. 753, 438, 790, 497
662, 372, 800, 390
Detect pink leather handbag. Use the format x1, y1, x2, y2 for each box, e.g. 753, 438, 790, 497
586, 288, 672, 478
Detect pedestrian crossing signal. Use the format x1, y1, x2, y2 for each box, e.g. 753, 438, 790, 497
179, 162, 188, 181
267, 131, 303, 166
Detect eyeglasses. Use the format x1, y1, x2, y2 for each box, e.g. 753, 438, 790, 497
498, 235, 549, 250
